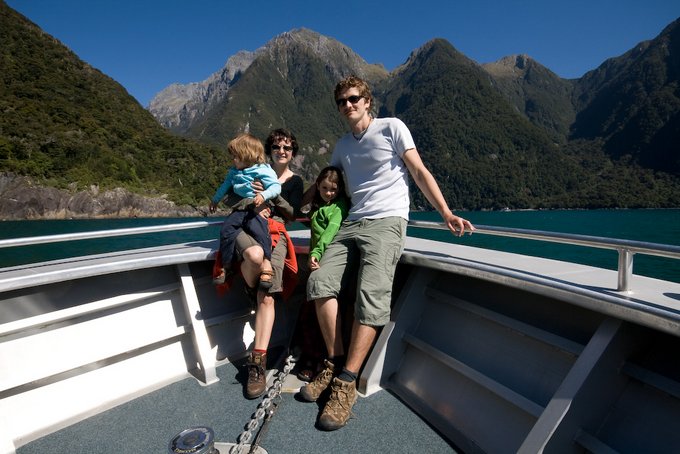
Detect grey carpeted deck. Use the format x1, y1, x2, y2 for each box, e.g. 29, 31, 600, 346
17, 358, 456, 453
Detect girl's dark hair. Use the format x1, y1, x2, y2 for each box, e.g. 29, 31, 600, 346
311, 166, 346, 212
265, 128, 299, 157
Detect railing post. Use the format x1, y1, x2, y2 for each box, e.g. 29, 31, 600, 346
176, 263, 219, 385
617, 249, 634, 292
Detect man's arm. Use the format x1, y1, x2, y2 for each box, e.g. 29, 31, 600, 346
402, 148, 474, 236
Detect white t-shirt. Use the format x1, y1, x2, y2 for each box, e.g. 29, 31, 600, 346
330, 117, 416, 221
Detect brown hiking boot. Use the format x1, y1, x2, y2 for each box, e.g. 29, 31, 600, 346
245, 352, 267, 399
317, 377, 357, 431
299, 359, 337, 402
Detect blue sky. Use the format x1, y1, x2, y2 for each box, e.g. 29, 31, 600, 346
6, 0, 679, 107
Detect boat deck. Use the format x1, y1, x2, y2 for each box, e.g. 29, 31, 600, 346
15, 355, 456, 453
3, 229, 680, 453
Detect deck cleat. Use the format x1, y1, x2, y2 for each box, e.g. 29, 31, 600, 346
168, 426, 219, 454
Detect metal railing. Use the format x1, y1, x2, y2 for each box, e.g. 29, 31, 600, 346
0, 220, 224, 249
408, 220, 680, 292
2, 219, 679, 292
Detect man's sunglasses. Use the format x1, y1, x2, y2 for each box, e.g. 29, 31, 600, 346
271, 145, 293, 152
335, 95, 363, 107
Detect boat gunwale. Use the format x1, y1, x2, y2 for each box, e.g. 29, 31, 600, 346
2, 230, 678, 337
3, 219, 679, 294
401, 239, 680, 337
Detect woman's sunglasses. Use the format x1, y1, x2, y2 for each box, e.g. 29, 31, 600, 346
271, 145, 293, 152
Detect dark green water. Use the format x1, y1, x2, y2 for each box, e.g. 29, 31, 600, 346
1, 209, 678, 283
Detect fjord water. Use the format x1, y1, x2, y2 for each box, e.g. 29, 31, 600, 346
1, 209, 678, 283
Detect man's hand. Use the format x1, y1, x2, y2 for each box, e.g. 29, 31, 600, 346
445, 213, 475, 237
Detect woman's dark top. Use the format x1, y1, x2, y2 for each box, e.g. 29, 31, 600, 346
272, 174, 304, 222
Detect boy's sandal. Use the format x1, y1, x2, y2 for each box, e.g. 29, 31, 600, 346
258, 269, 274, 290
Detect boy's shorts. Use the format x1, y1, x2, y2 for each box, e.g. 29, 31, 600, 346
235, 230, 286, 294
306, 216, 407, 326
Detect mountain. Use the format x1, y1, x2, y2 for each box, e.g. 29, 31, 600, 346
152, 27, 680, 209
482, 54, 576, 142
2, 0, 680, 216
379, 40, 585, 209
149, 50, 257, 131
572, 18, 680, 173
151, 28, 389, 182
0, 0, 223, 214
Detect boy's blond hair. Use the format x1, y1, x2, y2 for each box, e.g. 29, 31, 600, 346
228, 133, 266, 166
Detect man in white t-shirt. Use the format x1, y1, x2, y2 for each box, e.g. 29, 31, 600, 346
301, 75, 475, 431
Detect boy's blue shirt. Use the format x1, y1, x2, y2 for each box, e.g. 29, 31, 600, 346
212, 163, 281, 204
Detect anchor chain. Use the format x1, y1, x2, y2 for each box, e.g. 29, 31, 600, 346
230, 354, 295, 454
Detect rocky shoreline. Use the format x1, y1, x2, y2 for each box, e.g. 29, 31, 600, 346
0, 173, 206, 220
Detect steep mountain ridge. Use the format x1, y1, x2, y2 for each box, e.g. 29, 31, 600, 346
482, 54, 576, 142
572, 17, 680, 173
175, 28, 389, 182
2, 0, 679, 217
380, 39, 578, 209
0, 0, 223, 216
149, 50, 257, 130
147, 24, 680, 209
150, 28, 388, 140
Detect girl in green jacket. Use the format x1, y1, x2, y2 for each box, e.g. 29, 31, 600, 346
308, 166, 349, 271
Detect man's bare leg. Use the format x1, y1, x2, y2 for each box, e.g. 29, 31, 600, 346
315, 296, 345, 358
299, 296, 345, 402
344, 320, 378, 374
317, 311, 374, 431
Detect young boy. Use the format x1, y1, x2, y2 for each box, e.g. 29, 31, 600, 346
209, 133, 281, 289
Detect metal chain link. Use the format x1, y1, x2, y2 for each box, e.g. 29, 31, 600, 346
230, 355, 295, 454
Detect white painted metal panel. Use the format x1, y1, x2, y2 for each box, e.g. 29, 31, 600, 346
0, 297, 183, 391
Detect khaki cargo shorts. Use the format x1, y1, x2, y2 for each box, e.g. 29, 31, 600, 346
306, 216, 407, 326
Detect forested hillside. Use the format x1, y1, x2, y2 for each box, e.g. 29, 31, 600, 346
0, 1, 222, 208
2, 0, 679, 216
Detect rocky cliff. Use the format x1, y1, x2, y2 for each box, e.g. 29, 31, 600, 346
0, 173, 204, 220
148, 50, 257, 130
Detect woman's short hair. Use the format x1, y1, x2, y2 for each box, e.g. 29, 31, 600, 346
265, 128, 299, 157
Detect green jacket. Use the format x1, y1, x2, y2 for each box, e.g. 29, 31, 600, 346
309, 197, 349, 261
